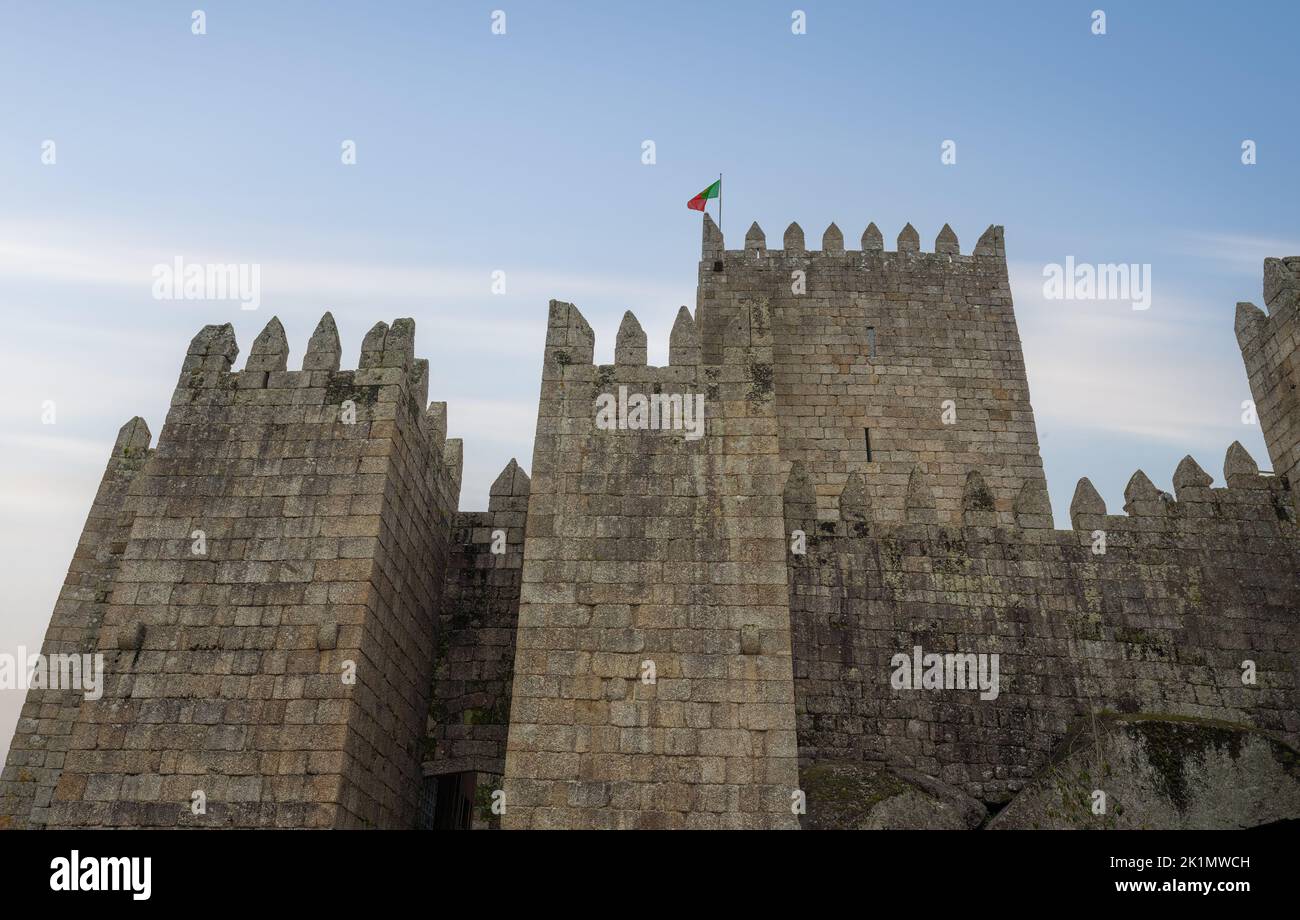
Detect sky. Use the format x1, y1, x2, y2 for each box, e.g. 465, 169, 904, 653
1, 1, 1297, 755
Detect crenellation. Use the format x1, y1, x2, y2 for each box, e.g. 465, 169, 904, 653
383, 317, 417, 370
1172, 454, 1213, 499
425, 400, 448, 446
838, 471, 872, 528
357, 320, 390, 369
303, 312, 342, 372
1122, 470, 1167, 516
783, 222, 805, 252
897, 222, 920, 253
821, 222, 843, 253
668, 306, 701, 367
1224, 440, 1262, 485
614, 311, 647, 366
182, 322, 239, 378
973, 224, 1004, 258
961, 469, 997, 527
935, 223, 959, 255
861, 222, 883, 252
904, 464, 937, 523
245, 316, 289, 376
544, 300, 596, 375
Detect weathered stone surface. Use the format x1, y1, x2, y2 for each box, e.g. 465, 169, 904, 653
861, 222, 883, 251
0, 318, 460, 829
989, 715, 1300, 830
801, 762, 986, 830
821, 222, 843, 252
783, 222, 804, 252
935, 223, 959, 255
503, 294, 799, 830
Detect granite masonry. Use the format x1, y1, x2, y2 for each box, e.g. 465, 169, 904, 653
2, 217, 1297, 829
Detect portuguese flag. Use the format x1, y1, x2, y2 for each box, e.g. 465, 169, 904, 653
687, 179, 720, 211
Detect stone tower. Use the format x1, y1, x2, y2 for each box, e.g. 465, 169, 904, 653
0, 316, 462, 828
1237, 256, 1300, 516
697, 215, 1047, 526
500, 299, 799, 829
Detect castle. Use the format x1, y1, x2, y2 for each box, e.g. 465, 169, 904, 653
2, 216, 1297, 830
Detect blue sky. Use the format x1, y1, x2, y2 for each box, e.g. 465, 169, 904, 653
1, 1, 1297, 749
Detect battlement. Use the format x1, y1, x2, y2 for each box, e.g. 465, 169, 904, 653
543, 299, 768, 380
544, 301, 695, 368
699, 213, 1007, 267
787, 445, 1300, 802
174, 315, 461, 483
786, 441, 1297, 550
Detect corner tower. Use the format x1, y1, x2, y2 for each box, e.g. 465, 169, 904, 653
0, 316, 462, 829
1238, 257, 1300, 516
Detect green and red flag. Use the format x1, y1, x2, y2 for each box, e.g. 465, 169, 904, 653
687, 179, 720, 211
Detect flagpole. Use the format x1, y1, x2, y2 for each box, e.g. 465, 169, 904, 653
717, 172, 723, 238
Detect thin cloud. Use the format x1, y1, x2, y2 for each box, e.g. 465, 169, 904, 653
0, 223, 688, 306
1176, 231, 1300, 276
1009, 263, 1250, 444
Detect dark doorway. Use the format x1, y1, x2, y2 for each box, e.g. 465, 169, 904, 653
434, 772, 476, 829
419, 772, 477, 829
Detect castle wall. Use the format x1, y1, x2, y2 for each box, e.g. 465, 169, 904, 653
787, 450, 1300, 802
698, 216, 1047, 527
6, 226, 1298, 832
17, 315, 459, 828
0, 419, 152, 828
424, 460, 529, 780
501, 299, 800, 829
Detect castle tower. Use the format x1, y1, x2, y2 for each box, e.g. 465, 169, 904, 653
697, 216, 1049, 526
1237, 257, 1300, 516
500, 300, 800, 829
0, 316, 462, 828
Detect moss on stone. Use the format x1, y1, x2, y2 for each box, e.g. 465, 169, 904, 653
1124, 718, 1244, 812
324, 375, 380, 409
1046, 711, 1293, 819
800, 762, 909, 829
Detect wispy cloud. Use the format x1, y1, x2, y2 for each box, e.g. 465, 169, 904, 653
1175, 231, 1300, 276
0, 220, 689, 306
1009, 263, 1251, 444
